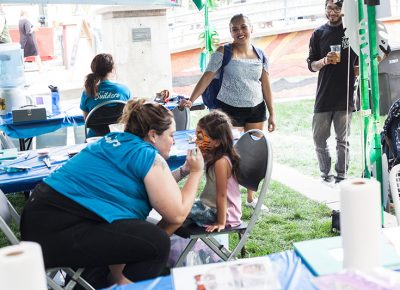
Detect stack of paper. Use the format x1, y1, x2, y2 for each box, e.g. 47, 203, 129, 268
172, 256, 281, 290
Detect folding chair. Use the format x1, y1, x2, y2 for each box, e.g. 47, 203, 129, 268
0, 131, 17, 150
0, 189, 94, 290
174, 129, 273, 266
172, 106, 190, 131
389, 164, 400, 226
84, 100, 127, 139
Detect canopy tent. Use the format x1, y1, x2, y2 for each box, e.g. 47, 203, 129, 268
0, 0, 180, 5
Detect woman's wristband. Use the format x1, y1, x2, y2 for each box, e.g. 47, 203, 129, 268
323, 57, 327, 65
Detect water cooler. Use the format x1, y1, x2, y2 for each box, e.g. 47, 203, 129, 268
0, 43, 28, 116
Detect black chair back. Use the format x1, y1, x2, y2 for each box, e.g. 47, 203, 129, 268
235, 130, 269, 191
85, 100, 127, 138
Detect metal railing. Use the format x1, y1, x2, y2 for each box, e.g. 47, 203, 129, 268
167, 0, 400, 52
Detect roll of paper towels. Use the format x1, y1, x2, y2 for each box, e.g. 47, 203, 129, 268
0, 242, 47, 290
340, 178, 381, 272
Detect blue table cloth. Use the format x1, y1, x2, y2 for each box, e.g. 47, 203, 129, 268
0, 130, 192, 193
102, 250, 317, 290
164, 97, 205, 111
0, 109, 84, 139
0, 99, 203, 140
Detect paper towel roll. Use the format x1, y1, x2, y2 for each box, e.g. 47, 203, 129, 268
0, 242, 47, 290
340, 178, 381, 272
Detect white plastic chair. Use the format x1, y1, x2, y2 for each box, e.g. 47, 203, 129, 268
389, 164, 400, 225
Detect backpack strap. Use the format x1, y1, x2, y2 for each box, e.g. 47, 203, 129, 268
219, 44, 232, 83
253, 46, 267, 64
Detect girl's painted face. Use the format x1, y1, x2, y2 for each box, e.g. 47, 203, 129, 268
195, 127, 214, 154
230, 17, 252, 43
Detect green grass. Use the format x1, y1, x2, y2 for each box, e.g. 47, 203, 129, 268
0, 193, 24, 247
179, 174, 335, 257
230, 181, 335, 257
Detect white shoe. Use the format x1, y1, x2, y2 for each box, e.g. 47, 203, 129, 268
245, 198, 270, 212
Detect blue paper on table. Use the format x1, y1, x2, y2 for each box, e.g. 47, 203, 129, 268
293, 236, 400, 276
0, 148, 18, 161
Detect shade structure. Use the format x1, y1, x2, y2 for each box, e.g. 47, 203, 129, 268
1, 0, 180, 5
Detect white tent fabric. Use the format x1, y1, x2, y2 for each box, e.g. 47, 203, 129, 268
1, 0, 180, 5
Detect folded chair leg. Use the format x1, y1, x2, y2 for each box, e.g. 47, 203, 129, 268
175, 238, 198, 267
63, 268, 95, 290
46, 275, 64, 290
73, 275, 96, 290
201, 237, 230, 261
238, 233, 246, 257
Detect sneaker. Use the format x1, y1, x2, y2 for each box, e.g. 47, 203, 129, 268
334, 176, 345, 184
245, 198, 270, 212
321, 175, 334, 185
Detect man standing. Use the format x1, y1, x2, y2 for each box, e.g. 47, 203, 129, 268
0, 5, 11, 44
307, 0, 357, 184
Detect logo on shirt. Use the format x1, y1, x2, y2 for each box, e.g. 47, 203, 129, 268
342, 36, 349, 50
94, 92, 120, 101
105, 135, 121, 147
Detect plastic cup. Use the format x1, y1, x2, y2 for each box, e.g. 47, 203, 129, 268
330, 45, 341, 64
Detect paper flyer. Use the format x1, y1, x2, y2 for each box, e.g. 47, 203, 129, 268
172, 256, 281, 290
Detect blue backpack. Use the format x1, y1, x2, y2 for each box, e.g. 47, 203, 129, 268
202, 44, 267, 109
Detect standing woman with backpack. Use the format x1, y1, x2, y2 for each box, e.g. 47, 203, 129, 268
180, 13, 275, 210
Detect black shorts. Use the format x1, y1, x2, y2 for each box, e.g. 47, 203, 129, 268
218, 101, 267, 127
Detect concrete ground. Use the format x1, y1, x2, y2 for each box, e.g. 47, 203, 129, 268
272, 163, 398, 228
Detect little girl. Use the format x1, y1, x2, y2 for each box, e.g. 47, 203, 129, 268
188, 110, 241, 232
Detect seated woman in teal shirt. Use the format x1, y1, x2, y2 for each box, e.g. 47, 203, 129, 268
21, 99, 204, 288
80, 53, 131, 137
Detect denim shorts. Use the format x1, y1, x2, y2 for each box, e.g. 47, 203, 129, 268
188, 200, 217, 227
218, 101, 267, 127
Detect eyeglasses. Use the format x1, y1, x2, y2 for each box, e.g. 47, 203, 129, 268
326, 6, 341, 13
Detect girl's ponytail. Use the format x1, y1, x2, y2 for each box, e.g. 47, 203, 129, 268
84, 53, 114, 98
84, 72, 99, 98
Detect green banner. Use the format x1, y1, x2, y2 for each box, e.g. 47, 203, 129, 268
192, 0, 204, 10
195, 0, 219, 71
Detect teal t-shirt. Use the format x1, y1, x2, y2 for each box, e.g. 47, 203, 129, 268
80, 80, 131, 113
44, 132, 157, 223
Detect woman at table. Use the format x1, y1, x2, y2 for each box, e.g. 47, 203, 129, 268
80, 53, 131, 120
20, 99, 204, 288
180, 13, 275, 210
